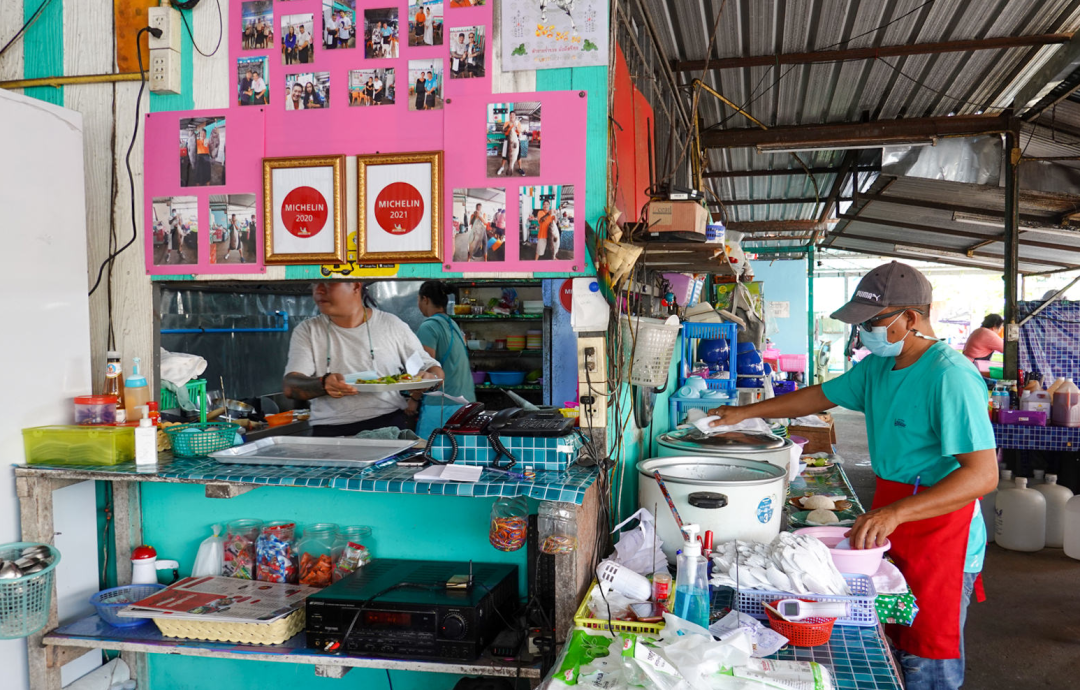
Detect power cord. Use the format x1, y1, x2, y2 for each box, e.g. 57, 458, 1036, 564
329, 582, 442, 654
88, 25, 161, 297
0, 0, 54, 58
176, 0, 224, 58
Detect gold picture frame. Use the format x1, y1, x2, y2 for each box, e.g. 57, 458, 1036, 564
356, 151, 443, 263
263, 155, 346, 264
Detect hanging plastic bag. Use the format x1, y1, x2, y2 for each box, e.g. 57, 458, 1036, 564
192, 524, 225, 577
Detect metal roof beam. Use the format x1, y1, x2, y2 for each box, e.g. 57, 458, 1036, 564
703, 165, 880, 179
711, 197, 852, 207
834, 214, 1080, 254
701, 114, 1014, 149
827, 238, 1065, 272
855, 193, 1052, 225
674, 34, 1073, 73
724, 220, 834, 233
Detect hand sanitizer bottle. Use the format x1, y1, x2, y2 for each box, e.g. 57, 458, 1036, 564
673, 524, 709, 628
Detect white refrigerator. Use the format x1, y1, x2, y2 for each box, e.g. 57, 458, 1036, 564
0, 89, 100, 687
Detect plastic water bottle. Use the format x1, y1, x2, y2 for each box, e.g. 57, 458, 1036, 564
995, 477, 1046, 552
1034, 474, 1073, 548
1063, 495, 1080, 560
447, 293, 456, 316
673, 524, 709, 629
983, 469, 1015, 544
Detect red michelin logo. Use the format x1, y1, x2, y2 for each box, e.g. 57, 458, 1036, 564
374, 182, 424, 235
281, 186, 328, 238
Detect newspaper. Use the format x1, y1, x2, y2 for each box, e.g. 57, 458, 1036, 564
117, 576, 318, 624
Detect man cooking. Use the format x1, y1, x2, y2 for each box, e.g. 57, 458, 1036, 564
283, 282, 444, 436
708, 262, 996, 690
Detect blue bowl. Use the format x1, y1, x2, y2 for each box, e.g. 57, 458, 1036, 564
488, 371, 527, 386
90, 584, 165, 627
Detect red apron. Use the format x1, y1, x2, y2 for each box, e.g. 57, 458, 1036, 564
871, 477, 986, 659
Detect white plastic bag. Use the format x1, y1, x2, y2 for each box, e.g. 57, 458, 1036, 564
192, 524, 225, 577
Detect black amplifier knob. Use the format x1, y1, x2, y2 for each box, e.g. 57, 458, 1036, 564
440, 613, 468, 640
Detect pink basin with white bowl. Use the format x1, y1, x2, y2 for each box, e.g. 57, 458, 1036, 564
793, 526, 890, 576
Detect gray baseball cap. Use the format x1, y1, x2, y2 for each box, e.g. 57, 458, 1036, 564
830, 261, 933, 324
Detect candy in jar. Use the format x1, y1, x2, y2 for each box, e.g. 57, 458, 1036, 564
256, 521, 297, 583
296, 523, 338, 588
223, 518, 261, 579
332, 541, 371, 583
299, 552, 334, 587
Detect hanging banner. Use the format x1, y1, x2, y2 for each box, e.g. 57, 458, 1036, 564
501, 0, 608, 71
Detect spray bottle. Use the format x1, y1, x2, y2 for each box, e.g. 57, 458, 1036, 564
672, 524, 709, 629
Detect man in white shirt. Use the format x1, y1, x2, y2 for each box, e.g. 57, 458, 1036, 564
326, 14, 339, 49
338, 12, 351, 48
286, 82, 305, 110
297, 25, 312, 63
251, 71, 267, 104
284, 282, 444, 436
373, 75, 384, 103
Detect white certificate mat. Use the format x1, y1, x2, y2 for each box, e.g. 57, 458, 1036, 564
271, 165, 336, 255
365, 161, 433, 253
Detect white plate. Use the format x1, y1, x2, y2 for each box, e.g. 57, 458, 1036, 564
346, 378, 443, 392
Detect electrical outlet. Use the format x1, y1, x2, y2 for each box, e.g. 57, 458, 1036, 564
576, 337, 607, 382
149, 48, 182, 95
148, 6, 183, 52
578, 382, 608, 428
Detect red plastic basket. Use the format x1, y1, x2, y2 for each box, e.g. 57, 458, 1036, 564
765, 599, 836, 647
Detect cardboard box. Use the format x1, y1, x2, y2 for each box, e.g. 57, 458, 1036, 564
647, 200, 709, 236
789, 412, 836, 455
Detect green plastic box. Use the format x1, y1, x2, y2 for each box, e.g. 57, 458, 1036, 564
22, 425, 136, 466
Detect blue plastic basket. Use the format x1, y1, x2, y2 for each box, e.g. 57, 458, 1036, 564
668, 394, 735, 427
0, 542, 62, 639
90, 584, 166, 627
680, 322, 739, 390
734, 573, 878, 627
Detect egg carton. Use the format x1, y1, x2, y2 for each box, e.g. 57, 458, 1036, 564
730, 573, 878, 627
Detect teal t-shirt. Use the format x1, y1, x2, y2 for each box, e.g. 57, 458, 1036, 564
821, 341, 995, 572
416, 314, 476, 402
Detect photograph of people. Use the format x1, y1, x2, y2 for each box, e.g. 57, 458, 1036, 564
242, 1, 273, 50
486, 102, 540, 177
285, 72, 330, 110
364, 8, 399, 59
179, 117, 226, 187
449, 0, 484, 6
323, 0, 355, 49
408, 1, 443, 47
408, 60, 443, 111
349, 69, 395, 106
283, 282, 443, 437
520, 185, 573, 261
152, 196, 198, 266
209, 194, 256, 264
452, 188, 505, 263
282, 13, 314, 65
237, 57, 269, 106
449, 26, 485, 79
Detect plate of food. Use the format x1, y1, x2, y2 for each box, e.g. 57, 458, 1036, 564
789, 509, 859, 528
801, 456, 835, 474
788, 494, 853, 512
343, 373, 443, 392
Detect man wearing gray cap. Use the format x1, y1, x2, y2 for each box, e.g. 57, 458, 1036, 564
709, 261, 997, 690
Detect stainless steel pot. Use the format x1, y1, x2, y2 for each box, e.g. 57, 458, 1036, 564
657, 428, 795, 478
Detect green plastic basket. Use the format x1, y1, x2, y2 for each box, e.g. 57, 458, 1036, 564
0, 542, 61, 639
163, 422, 241, 458
160, 378, 208, 423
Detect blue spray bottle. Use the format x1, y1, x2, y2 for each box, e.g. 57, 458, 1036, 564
673, 524, 710, 628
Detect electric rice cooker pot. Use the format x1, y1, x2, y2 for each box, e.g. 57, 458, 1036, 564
638, 455, 786, 562
657, 427, 796, 478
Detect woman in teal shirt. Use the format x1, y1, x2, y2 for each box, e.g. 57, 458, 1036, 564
416, 282, 475, 402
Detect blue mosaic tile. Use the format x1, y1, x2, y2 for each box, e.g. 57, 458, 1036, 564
767, 626, 901, 689
428, 433, 580, 471
992, 423, 1080, 451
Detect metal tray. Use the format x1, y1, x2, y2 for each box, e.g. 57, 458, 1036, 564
210, 437, 415, 468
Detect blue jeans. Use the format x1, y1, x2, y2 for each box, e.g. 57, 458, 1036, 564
897, 571, 977, 690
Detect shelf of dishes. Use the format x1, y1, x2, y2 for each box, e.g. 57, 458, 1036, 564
452, 315, 543, 321
466, 331, 543, 353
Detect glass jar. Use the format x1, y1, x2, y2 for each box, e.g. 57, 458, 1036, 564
297, 523, 339, 587
333, 525, 373, 560
332, 526, 373, 583
489, 496, 528, 552
256, 521, 297, 583
223, 518, 262, 579
538, 502, 577, 555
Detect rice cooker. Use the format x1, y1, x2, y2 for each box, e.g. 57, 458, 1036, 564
656, 428, 796, 480
638, 456, 786, 562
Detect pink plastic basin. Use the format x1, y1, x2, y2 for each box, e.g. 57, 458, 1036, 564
790, 435, 809, 451
793, 526, 890, 576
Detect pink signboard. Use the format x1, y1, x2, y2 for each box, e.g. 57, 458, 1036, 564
143, 108, 266, 274
441, 91, 587, 273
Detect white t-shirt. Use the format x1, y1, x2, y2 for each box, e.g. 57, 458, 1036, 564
252, 77, 266, 93
298, 30, 311, 47
284, 311, 440, 425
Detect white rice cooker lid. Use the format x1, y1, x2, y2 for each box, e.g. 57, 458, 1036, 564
638, 455, 785, 485
660, 427, 787, 452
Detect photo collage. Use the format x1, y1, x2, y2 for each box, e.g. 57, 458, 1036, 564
236, 0, 488, 114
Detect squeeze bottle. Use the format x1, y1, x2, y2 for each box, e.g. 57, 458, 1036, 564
135, 417, 158, 469
1034, 474, 1073, 548
673, 524, 709, 629
124, 357, 151, 421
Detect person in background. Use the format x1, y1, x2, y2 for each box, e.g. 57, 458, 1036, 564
304, 81, 325, 109
371, 21, 383, 57
284, 282, 443, 437
244, 21, 255, 49
325, 11, 339, 49
708, 262, 996, 690
468, 203, 487, 260
466, 31, 481, 77
535, 199, 555, 259
286, 82, 306, 110
415, 281, 476, 404
381, 21, 395, 57
962, 313, 1004, 365
240, 68, 254, 106
413, 69, 426, 110
451, 33, 467, 77
255, 17, 267, 49
251, 68, 267, 105
414, 5, 426, 44
194, 124, 212, 186
338, 11, 351, 48
224, 213, 244, 262
284, 25, 298, 65
297, 24, 312, 63
424, 70, 438, 109
373, 73, 385, 104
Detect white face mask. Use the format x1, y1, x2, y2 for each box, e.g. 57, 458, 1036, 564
860, 313, 906, 358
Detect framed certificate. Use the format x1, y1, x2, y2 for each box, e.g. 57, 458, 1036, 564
356, 151, 443, 263
263, 155, 345, 264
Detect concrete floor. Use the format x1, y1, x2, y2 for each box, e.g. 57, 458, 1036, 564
831, 408, 1080, 688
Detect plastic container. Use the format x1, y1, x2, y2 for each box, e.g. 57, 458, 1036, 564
163, 422, 242, 457
471, 371, 488, 385
1034, 474, 1073, 548
619, 314, 682, 388
983, 468, 1015, 544
765, 599, 836, 647
673, 525, 710, 629
507, 335, 526, 351
1063, 495, 1080, 560
792, 526, 890, 576
23, 425, 136, 466
995, 477, 1046, 552
734, 573, 878, 627
1052, 378, 1080, 427
124, 357, 151, 422
256, 521, 297, 583
522, 300, 545, 314
333, 526, 373, 558
573, 581, 666, 635
488, 371, 527, 386
1022, 387, 1051, 414
89, 584, 165, 627
135, 417, 158, 468
223, 518, 262, 579
160, 378, 209, 424
538, 502, 577, 554
74, 395, 118, 426
297, 523, 339, 587
489, 496, 528, 552
779, 354, 807, 373
0, 542, 62, 639
331, 526, 373, 583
